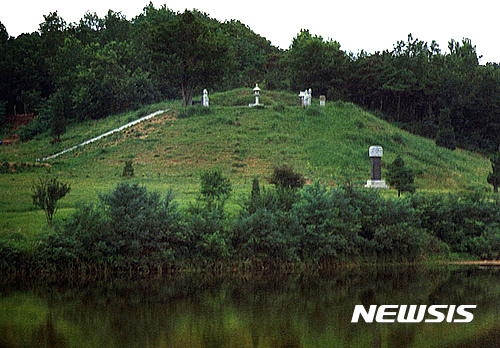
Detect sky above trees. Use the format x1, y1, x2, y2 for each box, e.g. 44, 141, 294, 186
1, 0, 499, 64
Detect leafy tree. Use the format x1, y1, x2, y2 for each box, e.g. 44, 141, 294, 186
386, 156, 415, 197
150, 10, 232, 106
287, 29, 347, 98
31, 175, 71, 226
100, 10, 130, 44
487, 148, 500, 193
219, 19, 276, 89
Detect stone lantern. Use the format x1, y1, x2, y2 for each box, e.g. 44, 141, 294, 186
249, 84, 263, 107
365, 146, 388, 188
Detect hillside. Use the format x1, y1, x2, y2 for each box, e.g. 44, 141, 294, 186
0, 88, 492, 237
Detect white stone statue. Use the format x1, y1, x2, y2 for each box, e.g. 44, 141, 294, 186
202, 89, 209, 107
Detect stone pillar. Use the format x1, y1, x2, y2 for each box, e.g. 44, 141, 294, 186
308, 88, 312, 106
365, 146, 388, 188
202, 89, 209, 107
319, 95, 326, 107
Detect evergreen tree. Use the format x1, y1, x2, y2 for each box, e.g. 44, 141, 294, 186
487, 148, 500, 193
49, 92, 66, 143
386, 156, 416, 197
435, 108, 456, 150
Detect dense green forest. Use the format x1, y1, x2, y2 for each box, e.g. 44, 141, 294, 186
0, 3, 498, 152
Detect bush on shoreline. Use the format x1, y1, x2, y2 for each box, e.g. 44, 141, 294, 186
1, 179, 499, 276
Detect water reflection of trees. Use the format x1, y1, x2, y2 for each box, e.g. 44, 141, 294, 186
0, 266, 498, 347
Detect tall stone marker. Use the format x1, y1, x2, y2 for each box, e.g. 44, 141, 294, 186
365, 146, 388, 188
202, 89, 209, 107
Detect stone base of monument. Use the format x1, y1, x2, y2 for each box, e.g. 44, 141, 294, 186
365, 180, 388, 189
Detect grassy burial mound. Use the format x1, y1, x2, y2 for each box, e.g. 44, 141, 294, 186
0, 88, 493, 240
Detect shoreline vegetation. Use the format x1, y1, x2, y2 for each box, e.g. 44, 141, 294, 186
1, 169, 498, 281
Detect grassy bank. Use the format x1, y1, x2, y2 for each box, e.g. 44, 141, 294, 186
0, 177, 498, 280
0, 89, 493, 241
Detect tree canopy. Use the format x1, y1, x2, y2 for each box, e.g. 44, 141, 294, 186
150, 10, 232, 107
0, 7, 497, 156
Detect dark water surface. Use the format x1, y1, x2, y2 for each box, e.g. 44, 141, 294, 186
1, 265, 499, 347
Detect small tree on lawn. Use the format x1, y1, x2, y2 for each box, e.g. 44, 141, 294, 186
122, 160, 134, 177
200, 168, 232, 212
487, 148, 500, 193
386, 156, 415, 197
31, 175, 71, 226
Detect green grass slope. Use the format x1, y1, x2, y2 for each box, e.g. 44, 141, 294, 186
0, 88, 492, 238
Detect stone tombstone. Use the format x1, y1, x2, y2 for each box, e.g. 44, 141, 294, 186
202, 89, 209, 107
365, 146, 388, 189
319, 95, 326, 107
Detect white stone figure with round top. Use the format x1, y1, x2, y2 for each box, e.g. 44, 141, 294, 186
202, 89, 209, 107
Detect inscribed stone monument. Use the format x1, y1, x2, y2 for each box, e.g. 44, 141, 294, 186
365, 146, 388, 188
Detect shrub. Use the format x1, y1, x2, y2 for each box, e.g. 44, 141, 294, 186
270, 165, 305, 190
31, 175, 71, 226
17, 114, 50, 141
49, 183, 186, 267
292, 182, 352, 261
409, 193, 499, 254
232, 207, 298, 261
467, 225, 500, 260
122, 160, 134, 177
374, 224, 429, 261
0, 239, 30, 273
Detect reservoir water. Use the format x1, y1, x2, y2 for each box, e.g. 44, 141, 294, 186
1, 265, 498, 347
